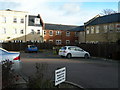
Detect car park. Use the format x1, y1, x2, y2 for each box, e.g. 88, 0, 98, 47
0, 48, 21, 71
59, 46, 90, 59
25, 45, 38, 53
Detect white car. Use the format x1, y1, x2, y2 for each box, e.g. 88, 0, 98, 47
59, 46, 90, 59
0, 48, 21, 71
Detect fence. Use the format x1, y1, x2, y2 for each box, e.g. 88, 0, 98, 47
0, 42, 120, 60
77, 43, 120, 60
0, 42, 54, 51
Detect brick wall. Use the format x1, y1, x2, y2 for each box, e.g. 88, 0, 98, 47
44, 30, 78, 45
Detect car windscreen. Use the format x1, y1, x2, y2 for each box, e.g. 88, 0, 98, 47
61, 47, 66, 50
30, 46, 36, 48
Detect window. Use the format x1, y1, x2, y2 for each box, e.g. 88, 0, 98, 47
86, 27, 89, 34
49, 31, 53, 36
44, 31, 46, 35
116, 24, 120, 31
66, 31, 70, 36
49, 40, 53, 43
14, 29, 17, 34
20, 30, 24, 34
91, 26, 94, 34
31, 29, 34, 34
56, 31, 61, 35
75, 32, 78, 37
68, 47, 75, 50
20, 18, 24, 23
2, 17, 6, 23
34, 18, 40, 24
96, 26, 100, 33
75, 40, 78, 43
56, 40, 61, 45
13, 18, 17, 23
104, 25, 108, 33
66, 40, 70, 45
37, 30, 40, 34
1, 28, 6, 34
109, 24, 114, 32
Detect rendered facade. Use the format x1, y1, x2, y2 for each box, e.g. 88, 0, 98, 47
0, 9, 43, 42
85, 13, 120, 43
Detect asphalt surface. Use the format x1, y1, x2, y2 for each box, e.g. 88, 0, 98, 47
20, 50, 119, 89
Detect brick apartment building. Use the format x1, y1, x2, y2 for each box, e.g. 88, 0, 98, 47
43, 23, 84, 45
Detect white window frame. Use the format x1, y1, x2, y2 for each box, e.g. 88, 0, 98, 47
109, 24, 114, 32
104, 25, 108, 33
75, 32, 78, 37
14, 28, 17, 34
2, 17, 6, 23
34, 18, 40, 24
1, 28, 6, 34
37, 30, 40, 34
49, 40, 53, 43
20, 30, 24, 34
56, 40, 62, 45
20, 18, 24, 23
31, 29, 35, 34
86, 27, 89, 34
56, 31, 61, 35
49, 31, 53, 36
44, 31, 46, 36
91, 26, 94, 34
66, 31, 70, 36
96, 26, 100, 33
66, 40, 70, 45
116, 24, 120, 32
13, 17, 17, 23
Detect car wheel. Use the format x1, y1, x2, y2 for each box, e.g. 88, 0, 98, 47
61, 56, 65, 58
84, 54, 89, 59
67, 53, 72, 59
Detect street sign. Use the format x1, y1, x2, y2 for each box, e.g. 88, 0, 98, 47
55, 67, 66, 86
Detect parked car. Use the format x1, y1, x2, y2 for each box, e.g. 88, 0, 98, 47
59, 46, 90, 59
0, 48, 21, 71
25, 45, 38, 53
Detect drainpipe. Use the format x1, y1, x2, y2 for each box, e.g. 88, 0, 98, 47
84, 23, 86, 43
25, 15, 27, 42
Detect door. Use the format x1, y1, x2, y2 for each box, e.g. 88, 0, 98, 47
75, 47, 85, 57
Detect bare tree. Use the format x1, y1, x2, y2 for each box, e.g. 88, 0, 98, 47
100, 9, 117, 16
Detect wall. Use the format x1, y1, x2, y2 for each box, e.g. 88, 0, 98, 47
43, 30, 78, 45
85, 23, 120, 43
0, 10, 28, 42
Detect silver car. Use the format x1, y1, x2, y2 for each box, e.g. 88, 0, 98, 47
59, 46, 90, 59
0, 48, 21, 71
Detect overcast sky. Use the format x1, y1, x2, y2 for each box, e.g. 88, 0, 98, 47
0, 0, 119, 25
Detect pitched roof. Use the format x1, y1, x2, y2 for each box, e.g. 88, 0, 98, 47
28, 15, 43, 27
45, 23, 84, 31
85, 13, 120, 26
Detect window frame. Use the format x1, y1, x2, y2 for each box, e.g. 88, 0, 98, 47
56, 31, 61, 35
13, 17, 17, 23
56, 40, 62, 45
86, 27, 90, 34
37, 30, 40, 34
96, 26, 100, 34
20, 18, 24, 23
20, 30, 24, 34
66, 31, 70, 36
49, 30, 53, 36
66, 40, 70, 45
